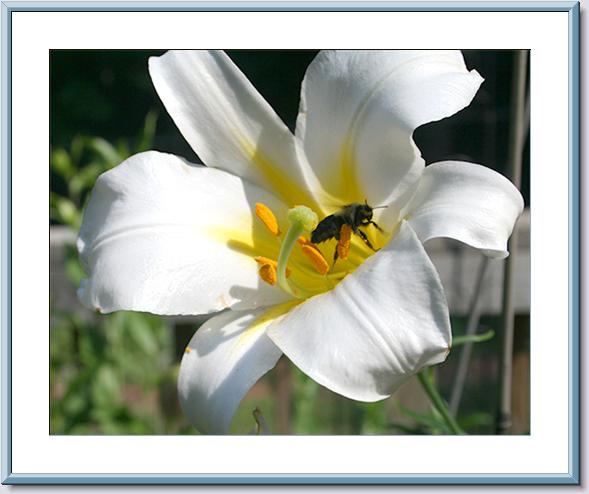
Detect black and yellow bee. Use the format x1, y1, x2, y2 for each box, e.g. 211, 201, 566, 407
311, 201, 385, 262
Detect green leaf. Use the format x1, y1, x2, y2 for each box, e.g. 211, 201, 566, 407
136, 110, 158, 152
92, 365, 121, 408
51, 147, 74, 180
292, 367, 320, 433
53, 196, 80, 228
87, 137, 122, 167
359, 401, 389, 434
452, 330, 495, 348
116, 139, 131, 160
64, 250, 85, 286
69, 135, 86, 165
69, 162, 106, 203
458, 412, 494, 430
387, 421, 430, 435
394, 402, 450, 434
125, 312, 158, 356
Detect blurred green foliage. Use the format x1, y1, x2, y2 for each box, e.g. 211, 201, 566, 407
50, 114, 195, 434
50, 110, 158, 228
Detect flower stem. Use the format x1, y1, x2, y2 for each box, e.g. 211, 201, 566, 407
417, 368, 465, 435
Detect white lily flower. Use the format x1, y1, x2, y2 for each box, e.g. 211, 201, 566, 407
77, 50, 524, 434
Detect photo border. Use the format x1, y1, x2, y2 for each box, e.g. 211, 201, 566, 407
1, 0, 580, 485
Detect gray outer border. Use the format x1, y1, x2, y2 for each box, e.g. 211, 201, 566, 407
0, 1, 580, 485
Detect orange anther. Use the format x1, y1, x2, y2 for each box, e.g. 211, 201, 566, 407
254, 256, 291, 277
255, 203, 280, 236
301, 244, 329, 275
258, 263, 277, 286
337, 224, 353, 261
254, 255, 276, 267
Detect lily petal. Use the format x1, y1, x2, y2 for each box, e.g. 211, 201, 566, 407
178, 305, 293, 434
78, 151, 292, 315
297, 50, 483, 212
267, 221, 451, 402
149, 50, 315, 207
404, 161, 524, 258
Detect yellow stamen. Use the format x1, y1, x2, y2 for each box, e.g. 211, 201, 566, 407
254, 256, 291, 277
259, 263, 277, 285
301, 244, 329, 275
255, 203, 280, 236
184, 347, 192, 354
337, 224, 353, 261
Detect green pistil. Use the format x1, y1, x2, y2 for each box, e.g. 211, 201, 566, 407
276, 206, 318, 299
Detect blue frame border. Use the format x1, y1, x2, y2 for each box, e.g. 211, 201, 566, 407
1, 0, 580, 485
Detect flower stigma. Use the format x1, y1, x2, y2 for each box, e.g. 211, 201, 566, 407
275, 206, 319, 298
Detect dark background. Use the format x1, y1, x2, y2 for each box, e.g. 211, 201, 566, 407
51, 50, 530, 205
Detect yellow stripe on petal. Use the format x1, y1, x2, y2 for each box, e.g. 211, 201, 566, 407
339, 136, 364, 203
238, 300, 302, 346
205, 224, 280, 258
236, 136, 317, 209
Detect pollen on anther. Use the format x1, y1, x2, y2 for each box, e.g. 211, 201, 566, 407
301, 244, 329, 275
254, 256, 291, 277
258, 263, 277, 285
255, 203, 280, 236
184, 347, 192, 354
337, 224, 353, 261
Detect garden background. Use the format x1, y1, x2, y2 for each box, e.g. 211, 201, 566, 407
50, 50, 530, 435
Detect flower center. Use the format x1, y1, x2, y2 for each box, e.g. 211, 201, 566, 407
253, 202, 361, 299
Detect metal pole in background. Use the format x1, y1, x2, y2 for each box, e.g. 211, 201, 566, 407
450, 256, 489, 415
497, 50, 528, 434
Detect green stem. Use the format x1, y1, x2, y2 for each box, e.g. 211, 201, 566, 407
452, 329, 495, 347
276, 223, 305, 298
276, 206, 319, 299
417, 368, 465, 435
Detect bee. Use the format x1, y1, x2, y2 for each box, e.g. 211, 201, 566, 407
311, 201, 386, 262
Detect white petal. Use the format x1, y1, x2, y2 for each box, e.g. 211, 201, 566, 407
297, 50, 483, 212
267, 221, 451, 402
149, 50, 315, 207
404, 161, 524, 258
78, 151, 292, 315
178, 306, 291, 434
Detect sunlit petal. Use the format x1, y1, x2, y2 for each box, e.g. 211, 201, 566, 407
297, 50, 483, 217
404, 161, 524, 258
267, 221, 451, 401
149, 50, 316, 207
179, 304, 296, 433
78, 151, 292, 315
